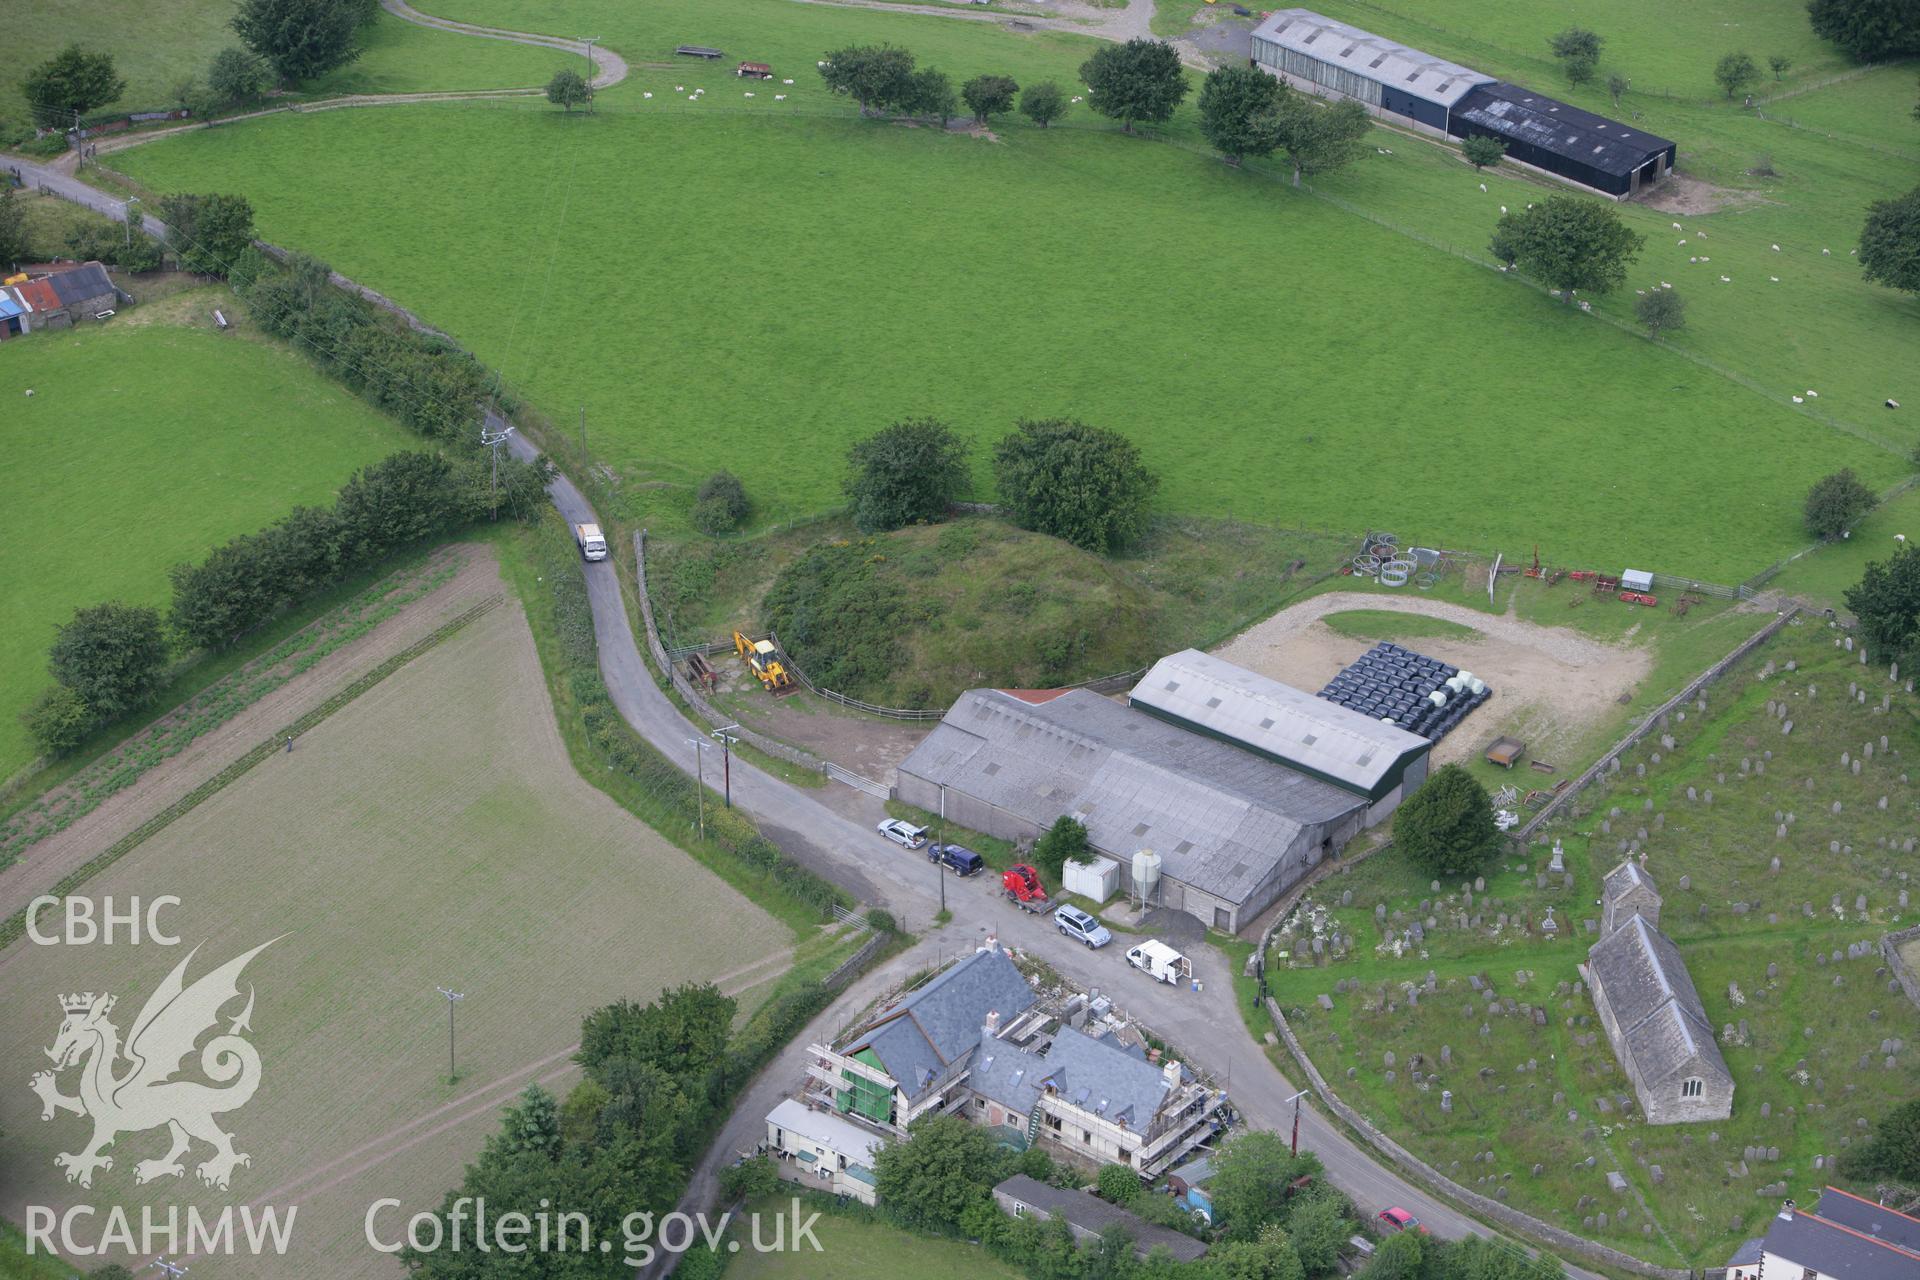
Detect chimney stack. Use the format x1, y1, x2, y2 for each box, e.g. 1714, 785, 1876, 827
1779, 1199, 1796, 1221
1163, 1059, 1182, 1090
984, 1010, 1001, 1038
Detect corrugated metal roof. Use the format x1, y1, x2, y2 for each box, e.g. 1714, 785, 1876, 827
0, 291, 24, 321
1250, 8, 1493, 108
765, 1098, 886, 1167
15, 278, 61, 312
1129, 650, 1428, 794
1454, 82, 1675, 177
899, 688, 1362, 906
47, 262, 114, 307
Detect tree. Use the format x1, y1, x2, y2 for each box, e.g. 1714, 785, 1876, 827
157, 193, 255, 276
1393, 763, 1500, 876
1635, 288, 1687, 337
692, 470, 751, 534
1079, 38, 1190, 134
908, 67, 958, 124
331, 451, 462, 565
1715, 51, 1762, 99
1030, 815, 1093, 881
499, 1084, 560, 1159
546, 67, 590, 111
719, 1155, 781, 1201
0, 188, 26, 271
1768, 53, 1794, 79
1607, 73, 1629, 107
1287, 1195, 1351, 1276
843, 417, 969, 532
232, 0, 364, 83
1211, 1131, 1323, 1241
1845, 542, 1920, 665
576, 982, 734, 1094
1364, 1230, 1425, 1280
962, 74, 1019, 124
22, 45, 126, 129
1489, 195, 1644, 302
992, 417, 1158, 553
1020, 80, 1068, 128
1547, 29, 1603, 86
1460, 134, 1506, 172
872, 1114, 1007, 1233
1272, 96, 1372, 187
1198, 65, 1289, 165
819, 45, 918, 115
22, 685, 96, 758
1097, 1162, 1142, 1204
1841, 1098, 1920, 1181
1807, 0, 1920, 61
209, 47, 273, 104
50, 602, 168, 721
1859, 184, 1920, 297
1804, 468, 1876, 539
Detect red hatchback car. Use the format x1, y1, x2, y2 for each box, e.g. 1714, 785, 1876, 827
1378, 1208, 1428, 1235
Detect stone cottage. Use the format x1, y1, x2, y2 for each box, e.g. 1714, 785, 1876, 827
1582, 862, 1732, 1124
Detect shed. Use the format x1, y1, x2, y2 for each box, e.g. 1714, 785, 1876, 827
1621, 569, 1654, 592
46, 261, 119, 319
1449, 82, 1675, 197
993, 1175, 1209, 1263
1062, 856, 1120, 904
675, 45, 724, 58
0, 290, 25, 339
1249, 9, 1492, 134
765, 1099, 885, 1205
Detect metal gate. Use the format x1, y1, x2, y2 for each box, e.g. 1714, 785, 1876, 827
825, 763, 890, 799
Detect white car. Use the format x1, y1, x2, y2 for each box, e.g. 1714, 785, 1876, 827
1053, 905, 1112, 949
876, 819, 929, 850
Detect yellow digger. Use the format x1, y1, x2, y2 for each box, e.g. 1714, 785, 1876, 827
733, 631, 797, 694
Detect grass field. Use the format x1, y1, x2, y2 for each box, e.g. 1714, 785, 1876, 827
111, 98, 1901, 576
724, 1198, 1023, 1280
0, 310, 412, 779
4, 4, 557, 129
1320, 609, 1480, 643
0, 595, 792, 1277
1264, 615, 1920, 1267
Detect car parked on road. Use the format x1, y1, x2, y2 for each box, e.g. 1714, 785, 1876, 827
927, 843, 983, 876
1377, 1208, 1427, 1235
1053, 905, 1112, 949
876, 819, 929, 850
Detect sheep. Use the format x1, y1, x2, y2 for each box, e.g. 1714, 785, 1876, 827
1690, 256, 1699, 263
1823, 248, 1831, 255
745, 91, 755, 97
1890, 400, 1903, 409
1479, 182, 1487, 191
1807, 390, 1818, 397
783, 78, 795, 84
1772, 244, 1781, 251
1679, 239, 1688, 245
644, 91, 652, 98
1720, 275, 1732, 283
1661, 281, 1672, 289
1770, 276, 1780, 282
1793, 395, 1805, 403
775, 94, 786, 100
1672, 222, 1683, 230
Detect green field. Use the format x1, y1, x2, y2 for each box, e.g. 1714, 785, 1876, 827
0, 312, 412, 778
725, 1199, 1024, 1280
1265, 617, 1920, 1266
0, 596, 792, 1278
4, 3, 557, 128
111, 96, 1901, 576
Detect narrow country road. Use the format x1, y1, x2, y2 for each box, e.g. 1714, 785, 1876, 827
379, 0, 630, 89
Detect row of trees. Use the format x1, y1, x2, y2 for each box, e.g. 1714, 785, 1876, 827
1197, 65, 1370, 184
845, 417, 1158, 555
1546, 27, 1788, 100
817, 44, 1072, 129
23, 449, 546, 756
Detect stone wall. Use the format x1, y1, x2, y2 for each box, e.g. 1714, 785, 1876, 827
1881, 923, 1920, 1013
1265, 996, 1694, 1280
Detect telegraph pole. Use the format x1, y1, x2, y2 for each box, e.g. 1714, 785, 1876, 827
937, 783, 948, 914
124, 196, 139, 249
1285, 1088, 1308, 1156
712, 725, 739, 809
686, 738, 708, 837
481, 417, 514, 520
580, 38, 599, 111
436, 986, 465, 1081
150, 1257, 189, 1279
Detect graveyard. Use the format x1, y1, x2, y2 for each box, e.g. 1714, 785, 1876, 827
1263, 612, 1920, 1268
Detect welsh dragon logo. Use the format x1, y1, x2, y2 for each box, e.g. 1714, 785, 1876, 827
30, 939, 278, 1190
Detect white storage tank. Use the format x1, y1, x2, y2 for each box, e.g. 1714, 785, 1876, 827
1063, 855, 1120, 904
1131, 848, 1163, 903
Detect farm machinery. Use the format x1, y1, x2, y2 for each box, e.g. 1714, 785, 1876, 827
733, 631, 797, 694
1002, 864, 1049, 913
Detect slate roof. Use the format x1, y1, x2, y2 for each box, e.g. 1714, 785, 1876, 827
1129, 650, 1429, 796
1588, 915, 1728, 1085
996, 1175, 1210, 1262
971, 1033, 1046, 1115
1453, 82, 1676, 178
898, 687, 1364, 907
839, 949, 1035, 1101
1816, 1188, 1920, 1256
46, 262, 114, 307
1603, 859, 1658, 903
1726, 1237, 1764, 1269
1249, 8, 1492, 108
765, 1098, 885, 1169
1033, 1026, 1174, 1134
1762, 1205, 1920, 1280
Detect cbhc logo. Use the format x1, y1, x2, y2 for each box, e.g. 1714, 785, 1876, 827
26, 896, 182, 945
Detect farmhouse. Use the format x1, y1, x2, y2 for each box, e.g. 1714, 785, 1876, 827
1248, 9, 1675, 197
1725, 1189, 1920, 1280
1582, 893, 1732, 1124
1, 262, 120, 333
993, 1175, 1211, 1263
763, 1098, 884, 1205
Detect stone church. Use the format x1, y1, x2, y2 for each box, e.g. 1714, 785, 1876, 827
1582, 860, 1733, 1124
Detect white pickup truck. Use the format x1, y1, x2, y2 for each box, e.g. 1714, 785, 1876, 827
1125, 940, 1193, 986
576, 523, 608, 561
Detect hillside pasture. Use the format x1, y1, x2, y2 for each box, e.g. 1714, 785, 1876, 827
0, 599, 791, 1278
110, 102, 1899, 577
0, 311, 411, 778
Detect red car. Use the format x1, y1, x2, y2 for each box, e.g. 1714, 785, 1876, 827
1378, 1208, 1428, 1235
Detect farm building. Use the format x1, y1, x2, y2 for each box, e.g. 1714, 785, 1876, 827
1451, 82, 1676, 197
994, 1176, 1211, 1263
1725, 1189, 1920, 1280
1250, 9, 1491, 135
1248, 9, 1674, 197
1, 262, 121, 333
896, 650, 1432, 931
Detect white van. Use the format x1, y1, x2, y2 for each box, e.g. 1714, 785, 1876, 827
1125, 940, 1193, 985
576, 523, 608, 561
